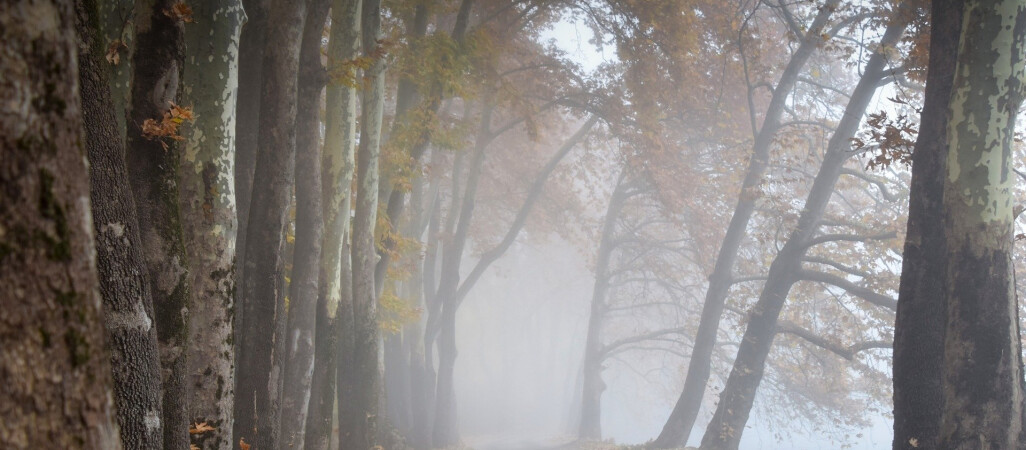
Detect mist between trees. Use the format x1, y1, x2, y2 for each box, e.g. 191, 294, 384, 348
3, 0, 1026, 449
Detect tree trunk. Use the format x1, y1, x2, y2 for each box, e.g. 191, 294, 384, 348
699, 15, 908, 450
306, 1, 361, 448
76, 0, 163, 447
233, 0, 268, 310
412, 195, 443, 449
938, 1, 1026, 447
578, 172, 630, 441
892, 1, 962, 449
124, 1, 192, 447
98, 0, 133, 140
652, 2, 841, 446
279, 1, 330, 447
232, 0, 308, 447
0, 2, 121, 447
178, 2, 245, 448
346, 0, 387, 447
431, 107, 493, 448
385, 330, 412, 433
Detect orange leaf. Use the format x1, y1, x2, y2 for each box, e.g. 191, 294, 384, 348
189, 421, 215, 434
239, 438, 251, 450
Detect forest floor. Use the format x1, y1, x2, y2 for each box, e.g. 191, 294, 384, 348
462, 436, 695, 450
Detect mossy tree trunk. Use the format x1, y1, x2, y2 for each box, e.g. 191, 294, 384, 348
76, 0, 163, 447
178, 1, 246, 448
98, 0, 133, 140
0, 1, 121, 448
938, 1, 1026, 447
124, 1, 192, 448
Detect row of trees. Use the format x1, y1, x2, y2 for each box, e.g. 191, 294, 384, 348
3, 0, 1026, 449
2, 0, 606, 448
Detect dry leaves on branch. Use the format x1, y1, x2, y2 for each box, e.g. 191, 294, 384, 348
189, 421, 215, 434
141, 102, 195, 150
105, 39, 127, 65
164, 2, 194, 23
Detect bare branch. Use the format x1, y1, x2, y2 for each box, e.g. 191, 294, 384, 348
803, 229, 897, 248
777, 320, 890, 361
797, 269, 897, 311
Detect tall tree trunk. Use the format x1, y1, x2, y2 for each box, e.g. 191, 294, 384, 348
578, 172, 630, 441
432, 106, 494, 448
938, 1, 1026, 447
233, 0, 268, 309
892, 1, 962, 449
279, 1, 330, 447
346, 0, 387, 447
397, 176, 432, 443
232, 0, 308, 447
699, 15, 908, 450
179, 2, 246, 449
306, 1, 361, 448
124, 1, 192, 447
0, 2, 120, 447
76, 0, 163, 447
412, 194, 443, 449
652, 2, 841, 446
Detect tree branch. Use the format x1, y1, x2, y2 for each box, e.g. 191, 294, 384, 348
797, 269, 897, 311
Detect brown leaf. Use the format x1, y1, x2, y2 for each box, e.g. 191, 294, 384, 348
164, 2, 194, 23
189, 421, 215, 434
105, 39, 124, 65
239, 438, 251, 450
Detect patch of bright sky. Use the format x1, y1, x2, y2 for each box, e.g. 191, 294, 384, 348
539, 15, 617, 74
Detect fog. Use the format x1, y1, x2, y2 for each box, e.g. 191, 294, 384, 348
15, 1, 1026, 449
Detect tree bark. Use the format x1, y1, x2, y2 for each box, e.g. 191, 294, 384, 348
76, 0, 163, 447
891, 1, 962, 449
279, 0, 330, 447
178, 2, 246, 448
938, 1, 1026, 447
699, 14, 908, 450
233, 0, 268, 311
652, 2, 841, 445
346, 0, 387, 447
232, 0, 308, 447
0, 2, 121, 447
98, 0, 133, 140
306, 1, 361, 449
124, 1, 192, 447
